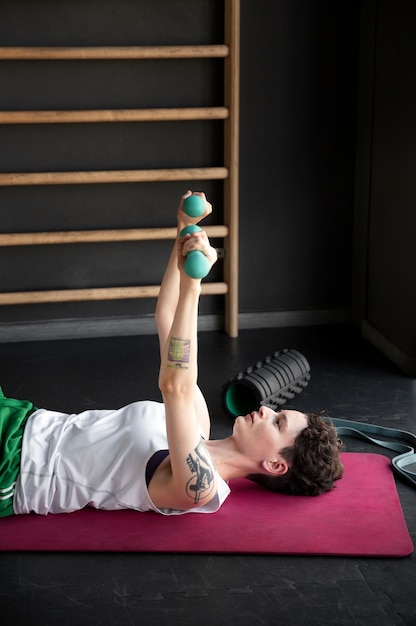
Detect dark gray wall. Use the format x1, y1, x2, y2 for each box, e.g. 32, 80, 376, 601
368, 0, 416, 352
354, 0, 416, 374
0, 0, 360, 338
239, 1, 359, 315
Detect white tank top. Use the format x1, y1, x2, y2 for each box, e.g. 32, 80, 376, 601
13, 400, 230, 516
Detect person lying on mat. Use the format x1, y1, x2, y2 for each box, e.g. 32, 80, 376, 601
0, 191, 343, 519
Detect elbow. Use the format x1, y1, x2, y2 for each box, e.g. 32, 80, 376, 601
158, 372, 193, 399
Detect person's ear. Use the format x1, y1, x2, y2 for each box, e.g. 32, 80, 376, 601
261, 457, 288, 476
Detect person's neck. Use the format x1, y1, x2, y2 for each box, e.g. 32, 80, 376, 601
204, 437, 255, 482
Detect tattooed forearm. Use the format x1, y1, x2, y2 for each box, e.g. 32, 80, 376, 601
186, 442, 215, 503
167, 337, 190, 370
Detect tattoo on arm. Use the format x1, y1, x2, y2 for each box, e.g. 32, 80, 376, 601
185, 442, 215, 504
167, 337, 190, 370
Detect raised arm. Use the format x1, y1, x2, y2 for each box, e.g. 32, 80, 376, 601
154, 191, 197, 357
152, 193, 218, 511
155, 191, 212, 437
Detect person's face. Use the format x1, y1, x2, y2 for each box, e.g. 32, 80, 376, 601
233, 406, 308, 475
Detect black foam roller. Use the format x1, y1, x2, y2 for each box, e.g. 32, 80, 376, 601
222, 349, 311, 418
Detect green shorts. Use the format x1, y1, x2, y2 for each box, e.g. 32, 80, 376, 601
0, 387, 38, 517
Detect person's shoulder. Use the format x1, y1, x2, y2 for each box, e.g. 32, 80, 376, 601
148, 457, 222, 513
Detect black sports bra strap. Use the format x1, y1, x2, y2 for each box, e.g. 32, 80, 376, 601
145, 449, 169, 487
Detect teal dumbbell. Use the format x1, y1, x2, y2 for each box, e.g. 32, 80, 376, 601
183, 194, 205, 218
179, 224, 211, 279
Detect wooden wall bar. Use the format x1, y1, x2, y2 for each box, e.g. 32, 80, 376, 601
0, 45, 229, 60
0, 0, 240, 336
0, 108, 229, 124
0, 168, 229, 187
0, 283, 228, 306
0, 226, 228, 247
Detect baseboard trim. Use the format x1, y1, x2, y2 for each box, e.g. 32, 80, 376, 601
0, 308, 350, 343
362, 321, 416, 376
238, 309, 350, 330
0, 315, 224, 343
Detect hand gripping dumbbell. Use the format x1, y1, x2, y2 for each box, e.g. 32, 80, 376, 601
222, 349, 311, 418
180, 195, 211, 279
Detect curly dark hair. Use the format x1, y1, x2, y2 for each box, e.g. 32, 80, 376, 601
248, 412, 343, 496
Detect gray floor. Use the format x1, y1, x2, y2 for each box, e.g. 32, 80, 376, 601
1, 324, 415, 625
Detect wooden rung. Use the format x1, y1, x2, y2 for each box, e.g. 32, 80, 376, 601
0, 108, 229, 124
0, 45, 229, 60
0, 282, 228, 305
0, 167, 229, 186
0, 225, 229, 247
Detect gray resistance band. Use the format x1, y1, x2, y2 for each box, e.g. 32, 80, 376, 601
329, 417, 416, 489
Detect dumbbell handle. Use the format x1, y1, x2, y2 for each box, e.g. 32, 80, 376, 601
179, 225, 210, 279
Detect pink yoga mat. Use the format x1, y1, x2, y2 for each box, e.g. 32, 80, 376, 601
0, 453, 413, 556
